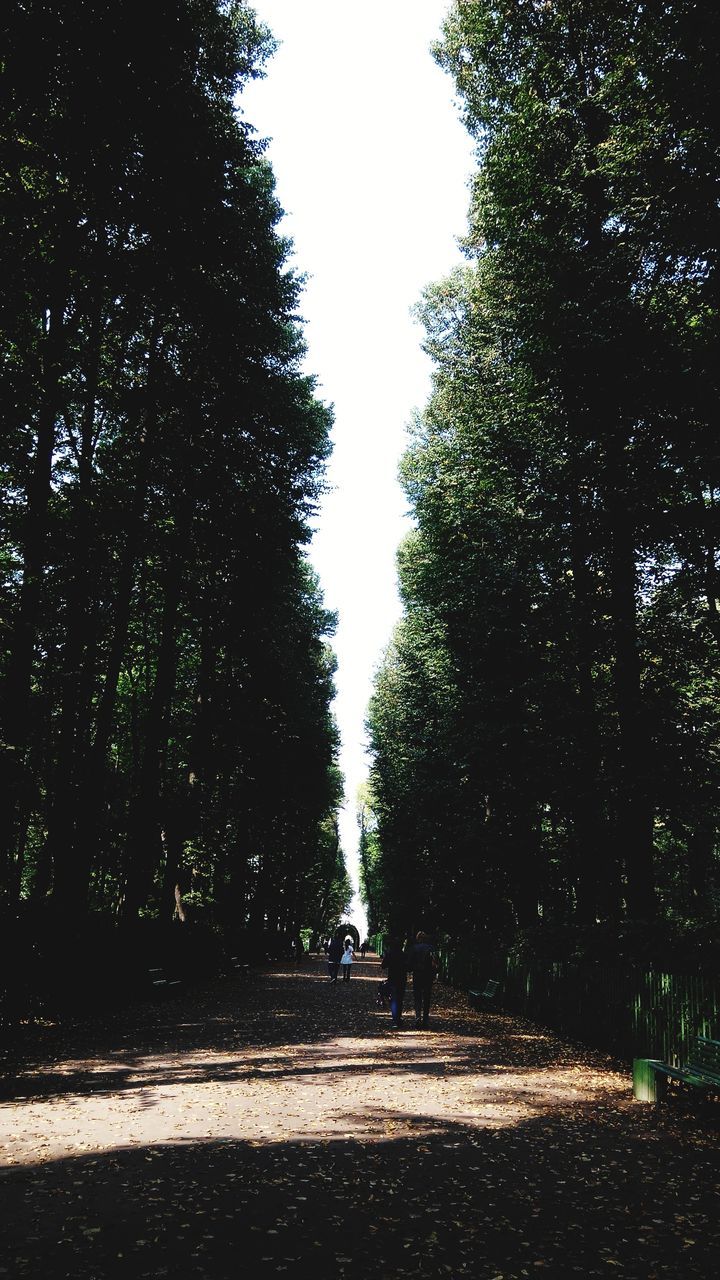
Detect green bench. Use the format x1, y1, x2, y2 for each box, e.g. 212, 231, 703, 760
633, 1035, 720, 1102
468, 979, 499, 1009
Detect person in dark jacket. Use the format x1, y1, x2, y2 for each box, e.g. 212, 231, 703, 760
405, 930, 437, 1028
327, 934, 343, 983
381, 936, 407, 1029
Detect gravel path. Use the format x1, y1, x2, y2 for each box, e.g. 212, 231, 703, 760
1, 954, 719, 1278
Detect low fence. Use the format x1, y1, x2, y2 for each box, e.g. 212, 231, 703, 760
437, 945, 720, 1067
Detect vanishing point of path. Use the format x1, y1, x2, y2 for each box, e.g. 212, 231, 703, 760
1, 955, 719, 1278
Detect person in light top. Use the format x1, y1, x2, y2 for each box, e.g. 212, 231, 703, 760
340, 939, 355, 982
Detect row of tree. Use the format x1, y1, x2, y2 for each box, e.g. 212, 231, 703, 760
364, 0, 720, 959
0, 1, 350, 946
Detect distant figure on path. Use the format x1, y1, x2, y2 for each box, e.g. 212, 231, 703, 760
406, 930, 437, 1028
340, 939, 355, 982
360, 939, 368, 959
327, 935, 343, 982
381, 935, 407, 1029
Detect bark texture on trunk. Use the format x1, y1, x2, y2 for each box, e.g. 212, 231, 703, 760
606, 441, 655, 920
1, 294, 65, 897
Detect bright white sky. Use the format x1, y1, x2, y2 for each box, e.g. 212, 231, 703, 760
241, 1, 473, 936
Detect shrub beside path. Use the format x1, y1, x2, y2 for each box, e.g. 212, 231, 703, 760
1, 954, 719, 1278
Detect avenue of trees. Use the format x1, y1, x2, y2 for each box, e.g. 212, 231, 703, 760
366, 0, 720, 964
0, 0, 350, 963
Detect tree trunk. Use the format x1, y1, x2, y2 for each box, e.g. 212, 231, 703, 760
41, 285, 104, 910
686, 817, 716, 906
121, 548, 182, 920
161, 820, 186, 920
701, 487, 720, 647
568, 482, 619, 921
160, 581, 216, 919
58, 333, 162, 908
0, 292, 64, 899
510, 808, 542, 929
605, 441, 656, 919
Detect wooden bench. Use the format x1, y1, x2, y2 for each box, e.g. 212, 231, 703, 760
633, 1036, 720, 1102
147, 967, 183, 998
468, 979, 499, 1009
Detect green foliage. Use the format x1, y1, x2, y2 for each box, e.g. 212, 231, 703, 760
356, 783, 384, 936
366, 0, 720, 959
0, 1, 343, 941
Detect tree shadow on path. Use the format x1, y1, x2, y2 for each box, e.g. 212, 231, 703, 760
2, 1113, 720, 1279
1, 961, 618, 1103
2, 960, 720, 1278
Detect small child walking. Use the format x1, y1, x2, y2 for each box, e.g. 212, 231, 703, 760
340, 939, 355, 982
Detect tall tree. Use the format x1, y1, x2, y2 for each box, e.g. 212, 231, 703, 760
1, 2, 344, 949
366, 0, 720, 948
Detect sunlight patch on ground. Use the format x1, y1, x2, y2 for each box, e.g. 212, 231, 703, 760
0, 1028, 628, 1169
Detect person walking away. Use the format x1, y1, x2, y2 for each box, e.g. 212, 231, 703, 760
381, 936, 407, 1029
360, 940, 368, 959
327, 935, 343, 982
406, 931, 437, 1028
340, 939, 355, 982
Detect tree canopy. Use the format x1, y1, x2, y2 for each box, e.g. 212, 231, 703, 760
0, 0, 349, 951
366, 0, 720, 962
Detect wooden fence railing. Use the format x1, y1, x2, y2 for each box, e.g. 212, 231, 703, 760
437, 946, 720, 1066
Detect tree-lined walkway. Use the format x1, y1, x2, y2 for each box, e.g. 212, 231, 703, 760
2, 957, 720, 1277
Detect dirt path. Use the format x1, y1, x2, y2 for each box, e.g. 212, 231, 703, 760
1, 955, 719, 1278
